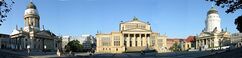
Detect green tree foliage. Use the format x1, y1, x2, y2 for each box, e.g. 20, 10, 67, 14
169, 42, 181, 52
235, 16, 242, 32
65, 40, 83, 52
206, 0, 242, 13
206, 0, 242, 32
0, 0, 15, 26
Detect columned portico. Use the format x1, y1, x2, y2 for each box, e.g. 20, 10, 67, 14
9, 1, 62, 52
123, 33, 151, 47
196, 7, 230, 51
96, 17, 167, 53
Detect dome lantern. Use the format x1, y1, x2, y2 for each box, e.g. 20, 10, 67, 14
27, 2, 37, 9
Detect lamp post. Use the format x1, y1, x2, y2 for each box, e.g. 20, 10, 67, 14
27, 45, 30, 55
44, 45, 46, 53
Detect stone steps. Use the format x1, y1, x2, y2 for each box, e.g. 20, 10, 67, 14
126, 46, 155, 52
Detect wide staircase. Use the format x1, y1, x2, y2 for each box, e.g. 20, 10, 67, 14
0, 49, 28, 58
125, 46, 155, 53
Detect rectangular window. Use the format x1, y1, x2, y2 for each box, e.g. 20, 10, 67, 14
150, 36, 156, 46
114, 36, 120, 46
159, 39, 163, 42
101, 37, 110, 46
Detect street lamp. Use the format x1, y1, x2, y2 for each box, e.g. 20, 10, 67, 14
44, 45, 47, 53
27, 45, 30, 55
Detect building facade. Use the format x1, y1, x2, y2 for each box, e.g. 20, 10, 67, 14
230, 33, 242, 48
196, 7, 230, 50
166, 39, 182, 51
80, 35, 96, 51
183, 36, 196, 51
0, 34, 10, 49
9, 2, 61, 52
96, 17, 167, 53
60, 36, 71, 51
61, 35, 96, 51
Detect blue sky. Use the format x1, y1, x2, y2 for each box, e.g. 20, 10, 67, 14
0, 0, 241, 38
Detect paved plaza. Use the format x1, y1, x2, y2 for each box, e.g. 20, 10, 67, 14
0, 50, 218, 58
1, 48, 242, 58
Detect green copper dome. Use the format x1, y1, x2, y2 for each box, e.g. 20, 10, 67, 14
207, 7, 218, 15
27, 2, 37, 9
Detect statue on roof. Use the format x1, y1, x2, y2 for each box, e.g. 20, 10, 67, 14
133, 16, 139, 21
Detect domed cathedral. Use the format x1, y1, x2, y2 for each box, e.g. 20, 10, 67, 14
205, 7, 221, 32
9, 1, 62, 52
96, 17, 167, 53
24, 2, 40, 32
196, 7, 230, 51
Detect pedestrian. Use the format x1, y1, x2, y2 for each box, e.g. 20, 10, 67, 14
141, 50, 145, 55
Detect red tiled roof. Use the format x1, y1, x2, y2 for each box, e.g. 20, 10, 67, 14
185, 36, 195, 42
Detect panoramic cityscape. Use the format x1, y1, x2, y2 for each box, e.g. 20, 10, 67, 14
0, 0, 242, 58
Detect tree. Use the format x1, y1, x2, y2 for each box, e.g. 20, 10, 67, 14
206, 0, 242, 32
65, 40, 83, 52
206, 0, 242, 13
169, 42, 181, 52
235, 16, 242, 32
0, 0, 14, 26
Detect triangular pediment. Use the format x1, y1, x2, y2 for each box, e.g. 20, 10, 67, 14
199, 32, 212, 37
36, 30, 56, 37
120, 17, 149, 25
36, 31, 52, 37
122, 20, 148, 25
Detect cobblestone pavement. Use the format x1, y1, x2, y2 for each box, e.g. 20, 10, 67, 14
50, 51, 219, 58
0, 49, 223, 58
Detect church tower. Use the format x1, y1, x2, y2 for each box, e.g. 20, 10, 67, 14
23, 2, 40, 32
205, 7, 221, 32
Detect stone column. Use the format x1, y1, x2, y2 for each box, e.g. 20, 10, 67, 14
214, 37, 219, 47
211, 38, 214, 48
132, 34, 134, 47
138, 34, 141, 46
126, 34, 130, 47
132, 34, 136, 47
196, 40, 199, 49
199, 40, 201, 48
147, 34, 150, 46
144, 34, 147, 47
209, 39, 211, 48
141, 34, 144, 46
206, 39, 209, 49
201, 39, 204, 47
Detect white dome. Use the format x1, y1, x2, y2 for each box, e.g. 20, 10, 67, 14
24, 8, 39, 16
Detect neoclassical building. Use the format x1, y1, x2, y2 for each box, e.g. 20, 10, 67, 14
196, 7, 230, 50
96, 17, 167, 53
9, 2, 61, 52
